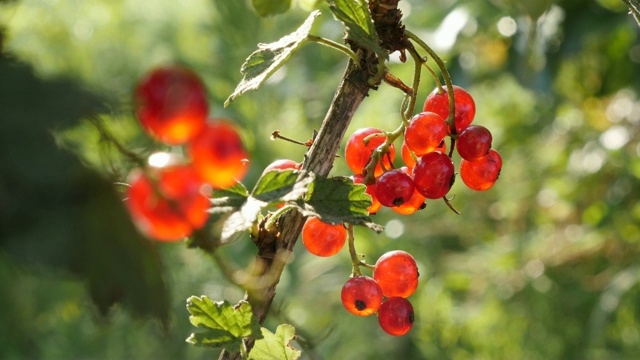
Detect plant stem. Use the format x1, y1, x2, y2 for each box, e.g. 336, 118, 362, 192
307, 35, 361, 67
405, 30, 457, 135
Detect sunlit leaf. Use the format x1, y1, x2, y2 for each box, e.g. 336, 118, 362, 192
248, 324, 301, 360
186, 297, 262, 351
327, 0, 387, 58
253, 170, 314, 203
225, 10, 321, 106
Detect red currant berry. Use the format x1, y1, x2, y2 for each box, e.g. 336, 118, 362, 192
134, 66, 208, 145
262, 159, 300, 175
345, 128, 395, 177
378, 297, 414, 336
352, 174, 382, 214
373, 250, 419, 298
401, 140, 446, 169
459, 149, 502, 191
126, 163, 211, 242
405, 112, 447, 156
423, 85, 475, 135
456, 125, 492, 161
374, 169, 415, 208
301, 217, 346, 257
401, 140, 417, 169
412, 151, 455, 199
189, 120, 249, 189
392, 167, 426, 215
341, 276, 384, 316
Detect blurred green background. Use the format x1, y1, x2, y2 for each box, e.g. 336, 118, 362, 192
1, 0, 640, 359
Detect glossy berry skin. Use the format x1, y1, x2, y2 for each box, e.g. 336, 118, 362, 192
456, 125, 492, 161
189, 120, 249, 189
374, 169, 415, 208
126, 164, 211, 242
378, 297, 415, 336
423, 85, 476, 135
345, 127, 395, 177
341, 276, 384, 316
405, 112, 447, 156
301, 217, 346, 257
261, 159, 300, 175
373, 250, 419, 298
460, 149, 502, 191
134, 66, 208, 145
392, 167, 426, 215
401, 140, 446, 169
412, 151, 455, 199
352, 174, 382, 214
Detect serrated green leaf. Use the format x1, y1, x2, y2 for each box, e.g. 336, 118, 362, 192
186, 297, 262, 351
298, 175, 383, 232
209, 182, 249, 214
186, 329, 242, 349
225, 11, 321, 106
328, 0, 387, 59
253, 170, 314, 203
248, 324, 301, 360
252, 0, 291, 17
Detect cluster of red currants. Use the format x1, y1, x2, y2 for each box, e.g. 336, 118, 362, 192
300, 217, 416, 336
346, 85, 502, 215
125, 66, 249, 241
341, 250, 418, 336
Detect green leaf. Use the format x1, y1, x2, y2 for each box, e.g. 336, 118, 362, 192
186, 297, 262, 351
249, 324, 301, 360
327, 0, 387, 59
225, 10, 321, 106
298, 175, 383, 232
251, 0, 292, 17
252, 170, 314, 203
220, 170, 314, 242
210, 182, 249, 214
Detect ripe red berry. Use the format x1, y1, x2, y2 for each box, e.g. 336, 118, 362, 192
392, 167, 426, 215
261, 159, 300, 175
405, 112, 447, 156
373, 250, 419, 298
412, 151, 455, 199
341, 276, 384, 316
401, 140, 446, 169
134, 66, 208, 145
374, 169, 415, 208
423, 85, 475, 135
345, 128, 395, 177
301, 217, 346, 257
456, 125, 492, 161
378, 297, 414, 336
125, 163, 211, 242
459, 149, 502, 191
189, 120, 249, 189
352, 174, 382, 214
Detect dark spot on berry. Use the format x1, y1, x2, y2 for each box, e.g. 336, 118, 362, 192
418, 202, 426, 210
408, 311, 415, 324
392, 197, 405, 207
355, 300, 367, 311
